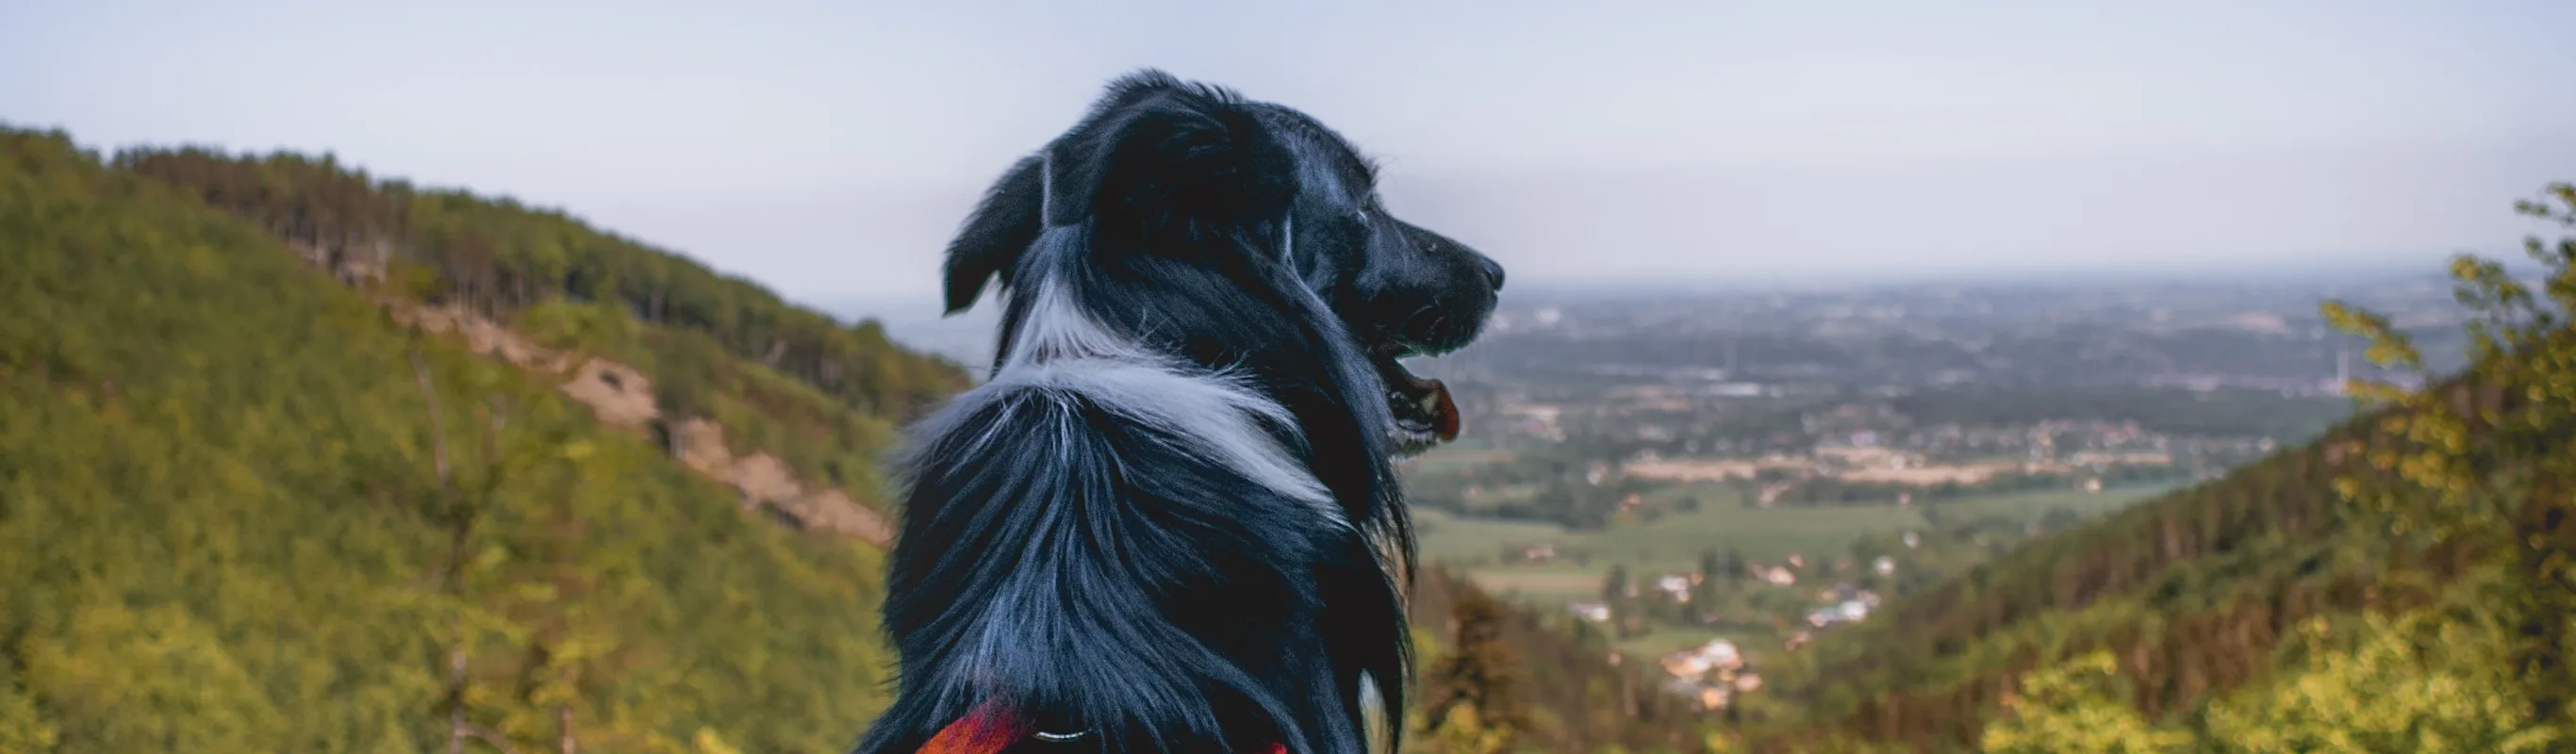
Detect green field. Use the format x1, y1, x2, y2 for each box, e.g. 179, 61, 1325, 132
1416, 482, 2176, 597
1415, 482, 2178, 666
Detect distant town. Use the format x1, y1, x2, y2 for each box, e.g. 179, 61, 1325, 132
858, 270, 2474, 714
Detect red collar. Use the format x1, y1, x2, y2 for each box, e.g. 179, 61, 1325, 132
919, 705, 1286, 754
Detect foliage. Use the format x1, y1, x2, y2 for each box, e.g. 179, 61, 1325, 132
1724, 183, 2576, 751
2323, 181, 2576, 729
1974, 579, 2555, 754
0, 126, 897, 752
107, 140, 969, 484
1408, 570, 1710, 754
1424, 589, 1529, 744
2199, 604, 2550, 753
1979, 651, 2188, 754
1420, 704, 1514, 754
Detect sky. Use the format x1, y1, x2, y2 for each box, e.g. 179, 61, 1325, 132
7, 0, 2574, 318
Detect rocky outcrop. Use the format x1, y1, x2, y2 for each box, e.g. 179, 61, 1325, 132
671, 419, 896, 545
382, 296, 897, 549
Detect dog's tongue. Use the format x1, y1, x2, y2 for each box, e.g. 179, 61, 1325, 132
1427, 379, 1461, 442
1391, 369, 1461, 443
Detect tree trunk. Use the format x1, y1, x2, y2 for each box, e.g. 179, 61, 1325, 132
556, 703, 578, 754
412, 346, 450, 492
447, 647, 468, 754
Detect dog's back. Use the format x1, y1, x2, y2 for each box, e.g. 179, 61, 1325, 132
864, 264, 1374, 752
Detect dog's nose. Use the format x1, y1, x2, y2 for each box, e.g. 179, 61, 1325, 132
1477, 256, 1507, 291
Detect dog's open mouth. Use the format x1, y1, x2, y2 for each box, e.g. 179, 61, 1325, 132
1369, 344, 1460, 455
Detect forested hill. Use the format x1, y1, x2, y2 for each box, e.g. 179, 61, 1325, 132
0, 126, 918, 751
91, 129, 975, 539
1731, 184, 2576, 753
0, 124, 1707, 754
111, 141, 968, 419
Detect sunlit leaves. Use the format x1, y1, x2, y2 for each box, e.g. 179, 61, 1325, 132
1979, 651, 2189, 754
0, 127, 897, 753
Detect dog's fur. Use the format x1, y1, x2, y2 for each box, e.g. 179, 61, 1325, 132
859, 70, 1504, 754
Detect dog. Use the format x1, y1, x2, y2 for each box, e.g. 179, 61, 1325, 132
857, 70, 1505, 754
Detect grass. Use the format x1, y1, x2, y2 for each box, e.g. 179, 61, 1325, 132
1417, 482, 2176, 599
1937, 485, 2171, 522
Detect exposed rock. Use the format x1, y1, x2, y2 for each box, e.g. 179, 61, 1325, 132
560, 358, 658, 431
377, 294, 896, 549
385, 300, 570, 372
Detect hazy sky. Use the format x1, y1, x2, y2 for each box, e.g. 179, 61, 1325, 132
7, 0, 2573, 312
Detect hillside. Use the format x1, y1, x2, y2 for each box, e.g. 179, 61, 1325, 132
111, 142, 970, 519
1408, 568, 1719, 754
0, 125, 1699, 754
1727, 185, 2576, 753
0, 127, 927, 752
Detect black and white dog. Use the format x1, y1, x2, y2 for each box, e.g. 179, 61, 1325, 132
859, 71, 1504, 754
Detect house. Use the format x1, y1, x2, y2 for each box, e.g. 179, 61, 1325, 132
1659, 638, 1746, 681
1873, 555, 1896, 576
1697, 639, 1742, 670
1759, 566, 1798, 586
1656, 574, 1693, 598
1805, 599, 1873, 628
1521, 544, 1558, 564
1567, 600, 1611, 623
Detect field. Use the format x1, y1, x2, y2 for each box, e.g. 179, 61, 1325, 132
1415, 482, 2176, 598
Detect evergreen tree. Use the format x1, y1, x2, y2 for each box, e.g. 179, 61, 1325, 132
1423, 590, 1527, 750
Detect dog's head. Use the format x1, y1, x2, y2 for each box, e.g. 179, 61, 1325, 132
940, 70, 1505, 456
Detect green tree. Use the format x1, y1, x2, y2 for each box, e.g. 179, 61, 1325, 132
1979, 651, 2189, 754
1423, 590, 1527, 751
1424, 704, 1511, 754
2201, 609, 2552, 753
0, 678, 58, 753
2324, 182, 2576, 730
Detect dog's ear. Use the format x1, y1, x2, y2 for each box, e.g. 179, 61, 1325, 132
1046, 71, 1299, 236
941, 155, 1046, 315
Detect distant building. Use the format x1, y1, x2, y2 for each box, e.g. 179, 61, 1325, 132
1874, 555, 1896, 576
1567, 600, 1611, 623
1805, 599, 1873, 628
1698, 639, 1742, 670
1656, 574, 1693, 600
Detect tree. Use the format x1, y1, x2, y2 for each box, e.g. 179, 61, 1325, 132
1423, 590, 1527, 751
2324, 182, 2576, 730
2200, 610, 2553, 753
1978, 651, 2189, 754
0, 680, 58, 753
1602, 565, 1630, 603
